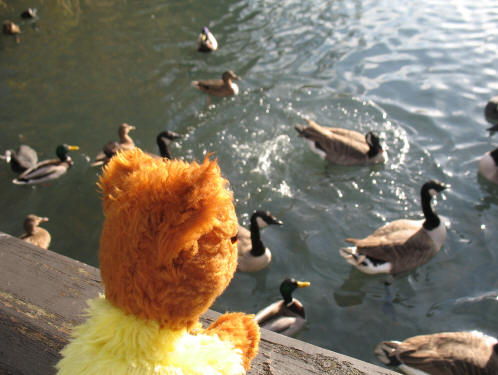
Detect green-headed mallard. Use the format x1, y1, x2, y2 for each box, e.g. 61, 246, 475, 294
19, 214, 51, 249
236, 210, 283, 273
255, 278, 311, 337
91, 123, 135, 167
340, 180, 447, 276
1, 144, 38, 173
196, 26, 218, 52
295, 119, 385, 165
12, 144, 79, 185
375, 331, 498, 374
192, 70, 240, 105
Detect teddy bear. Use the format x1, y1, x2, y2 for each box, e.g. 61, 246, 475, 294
56, 148, 260, 375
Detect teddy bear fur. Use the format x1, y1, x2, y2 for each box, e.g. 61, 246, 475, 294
56, 148, 260, 374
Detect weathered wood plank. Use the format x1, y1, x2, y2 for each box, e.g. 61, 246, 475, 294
0, 232, 398, 375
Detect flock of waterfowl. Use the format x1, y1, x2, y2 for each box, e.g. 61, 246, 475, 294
3, 16, 498, 375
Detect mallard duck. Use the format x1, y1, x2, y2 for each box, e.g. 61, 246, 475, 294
479, 147, 498, 185
255, 278, 311, 337
236, 210, 283, 272
155, 130, 181, 159
1, 144, 38, 173
2, 20, 20, 35
340, 180, 447, 276
295, 119, 385, 165
12, 144, 79, 185
485, 96, 498, 132
192, 70, 240, 105
196, 26, 218, 52
19, 214, 51, 249
91, 123, 135, 167
375, 331, 498, 374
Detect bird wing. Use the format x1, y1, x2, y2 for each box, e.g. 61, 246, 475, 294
17, 159, 60, 179
255, 300, 285, 326
16, 162, 67, 183
236, 226, 252, 256
344, 220, 435, 269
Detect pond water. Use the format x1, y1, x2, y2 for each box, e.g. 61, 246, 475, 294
1, 0, 497, 368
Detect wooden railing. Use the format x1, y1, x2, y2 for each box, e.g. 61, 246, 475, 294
0, 232, 398, 375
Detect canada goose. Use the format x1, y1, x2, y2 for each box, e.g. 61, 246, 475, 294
374, 331, 498, 375
236, 210, 283, 272
19, 214, 51, 249
1, 144, 38, 173
91, 123, 135, 167
340, 180, 447, 276
196, 26, 218, 52
156, 130, 181, 159
295, 119, 385, 165
479, 147, 498, 185
192, 70, 240, 105
255, 278, 310, 337
12, 144, 79, 185
2, 20, 20, 35
485, 96, 498, 132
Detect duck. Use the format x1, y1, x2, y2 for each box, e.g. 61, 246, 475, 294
20, 8, 37, 19
236, 210, 283, 272
374, 331, 498, 374
192, 70, 240, 105
196, 26, 218, 52
485, 96, 498, 132
295, 119, 385, 165
19, 214, 51, 249
340, 180, 447, 276
91, 123, 135, 167
12, 144, 79, 185
155, 130, 181, 159
1, 144, 38, 173
2, 20, 20, 35
479, 147, 498, 185
255, 278, 311, 337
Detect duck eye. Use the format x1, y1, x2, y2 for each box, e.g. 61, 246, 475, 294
230, 234, 238, 244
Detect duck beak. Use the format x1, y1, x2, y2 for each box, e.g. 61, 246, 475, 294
297, 281, 310, 288
67, 145, 79, 151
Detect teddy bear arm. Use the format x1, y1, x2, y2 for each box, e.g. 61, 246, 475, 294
205, 312, 260, 370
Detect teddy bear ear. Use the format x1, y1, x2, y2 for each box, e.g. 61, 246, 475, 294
205, 313, 261, 370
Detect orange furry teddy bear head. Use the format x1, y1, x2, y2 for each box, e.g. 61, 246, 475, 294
56, 148, 260, 375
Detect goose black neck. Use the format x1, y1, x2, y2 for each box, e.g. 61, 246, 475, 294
249, 216, 265, 257
158, 139, 171, 159
421, 189, 440, 230
490, 148, 498, 164
367, 144, 381, 158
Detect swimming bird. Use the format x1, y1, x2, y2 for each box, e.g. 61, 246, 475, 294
192, 70, 240, 105
340, 180, 447, 276
91, 123, 135, 167
295, 119, 385, 165
196, 26, 218, 52
2, 20, 20, 35
374, 331, 498, 375
155, 130, 181, 159
1, 144, 38, 173
236, 210, 283, 272
255, 278, 311, 337
485, 96, 498, 132
19, 214, 51, 249
479, 147, 498, 185
12, 144, 79, 185
20, 8, 37, 19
